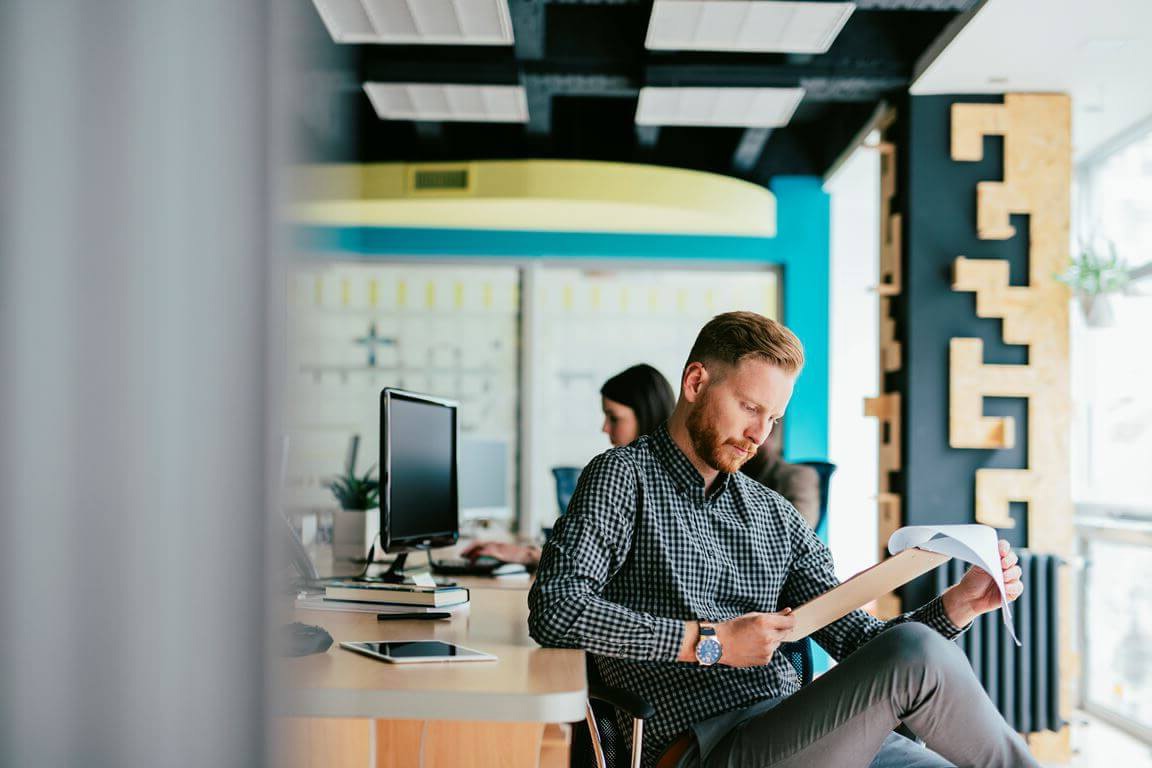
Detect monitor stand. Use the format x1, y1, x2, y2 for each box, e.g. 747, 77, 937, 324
372, 552, 421, 585
362, 550, 453, 586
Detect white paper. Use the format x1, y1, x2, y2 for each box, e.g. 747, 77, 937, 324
296, 595, 470, 615
888, 524, 1019, 646
411, 571, 438, 588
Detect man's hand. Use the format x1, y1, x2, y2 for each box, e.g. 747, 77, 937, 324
942, 539, 1024, 628
713, 610, 797, 668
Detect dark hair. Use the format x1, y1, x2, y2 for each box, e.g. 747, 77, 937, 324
600, 364, 675, 439
685, 311, 805, 375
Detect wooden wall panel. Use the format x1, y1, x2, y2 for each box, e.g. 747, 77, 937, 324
867, 127, 905, 620
948, 94, 1073, 555
949, 93, 1074, 763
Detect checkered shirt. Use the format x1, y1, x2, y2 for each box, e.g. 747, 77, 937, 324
527, 425, 964, 767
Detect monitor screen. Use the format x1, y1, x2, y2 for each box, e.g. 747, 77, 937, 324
380, 389, 459, 551
458, 436, 510, 520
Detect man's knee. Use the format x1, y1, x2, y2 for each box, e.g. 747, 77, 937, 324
878, 623, 956, 670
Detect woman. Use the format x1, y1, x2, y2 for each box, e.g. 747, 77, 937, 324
462, 363, 675, 565
598, 363, 676, 449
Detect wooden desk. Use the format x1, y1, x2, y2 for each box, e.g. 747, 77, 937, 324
277, 581, 585, 768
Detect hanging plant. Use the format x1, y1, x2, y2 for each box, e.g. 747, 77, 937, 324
1056, 241, 1131, 296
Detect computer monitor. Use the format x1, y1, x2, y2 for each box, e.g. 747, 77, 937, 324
377, 388, 460, 581
459, 436, 511, 521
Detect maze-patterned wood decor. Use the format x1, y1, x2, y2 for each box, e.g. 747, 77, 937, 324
877, 142, 903, 374
948, 94, 1073, 556
949, 94, 1074, 762
866, 116, 905, 620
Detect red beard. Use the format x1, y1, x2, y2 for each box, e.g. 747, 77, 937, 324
686, 392, 757, 474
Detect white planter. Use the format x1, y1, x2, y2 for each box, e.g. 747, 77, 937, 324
364, 507, 381, 558
1079, 292, 1116, 328
332, 507, 380, 561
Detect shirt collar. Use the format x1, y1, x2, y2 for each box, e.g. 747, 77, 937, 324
651, 423, 732, 501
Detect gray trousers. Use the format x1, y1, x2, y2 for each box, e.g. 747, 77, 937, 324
692, 623, 1039, 768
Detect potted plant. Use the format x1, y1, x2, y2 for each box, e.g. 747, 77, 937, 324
1057, 241, 1132, 327
327, 435, 380, 561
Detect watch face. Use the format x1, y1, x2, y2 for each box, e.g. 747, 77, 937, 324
695, 636, 722, 665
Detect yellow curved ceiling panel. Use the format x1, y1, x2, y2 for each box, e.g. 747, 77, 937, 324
291, 160, 776, 236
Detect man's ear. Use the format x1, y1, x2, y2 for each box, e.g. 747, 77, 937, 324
681, 362, 709, 404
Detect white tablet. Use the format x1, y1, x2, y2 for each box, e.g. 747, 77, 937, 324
340, 640, 497, 664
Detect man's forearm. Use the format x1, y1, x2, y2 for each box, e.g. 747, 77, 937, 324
528, 588, 688, 661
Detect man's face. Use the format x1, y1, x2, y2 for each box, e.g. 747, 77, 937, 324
685, 358, 796, 474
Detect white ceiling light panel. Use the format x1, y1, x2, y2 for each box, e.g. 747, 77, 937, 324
313, 0, 515, 46
363, 83, 529, 122
313, 0, 379, 43
647, 1, 855, 54
636, 86, 805, 127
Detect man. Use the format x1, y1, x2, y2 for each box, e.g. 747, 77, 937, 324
528, 312, 1033, 768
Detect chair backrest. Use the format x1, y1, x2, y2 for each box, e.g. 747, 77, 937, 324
797, 460, 836, 541
551, 466, 582, 517
779, 638, 813, 687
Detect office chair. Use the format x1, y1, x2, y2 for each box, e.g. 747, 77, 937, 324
796, 460, 836, 541
552, 466, 583, 517
573, 638, 813, 768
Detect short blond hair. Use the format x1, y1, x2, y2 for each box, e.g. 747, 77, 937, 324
685, 311, 805, 375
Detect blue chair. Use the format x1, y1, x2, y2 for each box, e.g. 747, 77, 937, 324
796, 461, 836, 675
797, 460, 836, 541
552, 466, 583, 517
574, 639, 813, 768
543, 467, 583, 542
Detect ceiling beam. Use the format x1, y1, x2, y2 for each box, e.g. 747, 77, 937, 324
646, 62, 906, 101
508, 0, 546, 61
636, 125, 661, 148
732, 128, 773, 174
522, 72, 637, 134
854, 0, 977, 9
537, 0, 974, 6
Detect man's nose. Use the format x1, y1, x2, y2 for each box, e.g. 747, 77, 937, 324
747, 418, 772, 446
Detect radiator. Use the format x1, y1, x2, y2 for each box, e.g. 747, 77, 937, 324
933, 550, 1063, 733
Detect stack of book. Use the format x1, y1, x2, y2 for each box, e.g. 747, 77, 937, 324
298, 582, 470, 615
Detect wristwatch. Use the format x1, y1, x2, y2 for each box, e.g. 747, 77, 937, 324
694, 622, 722, 666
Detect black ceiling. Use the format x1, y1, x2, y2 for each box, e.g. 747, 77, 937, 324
295, 0, 979, 184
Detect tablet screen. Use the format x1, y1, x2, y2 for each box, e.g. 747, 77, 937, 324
342, 640, 495, 662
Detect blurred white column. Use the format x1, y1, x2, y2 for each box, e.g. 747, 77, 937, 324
0, 2, 279, 765
825, 145, 881, 579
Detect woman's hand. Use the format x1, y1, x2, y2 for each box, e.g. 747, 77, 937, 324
459, 540, 541, 566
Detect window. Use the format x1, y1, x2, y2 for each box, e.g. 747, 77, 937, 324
1074, 119, 1152, 743
285, 259, 780, 537
525, 265, 779, 528
1072, 125, 1152, 514
285, 262, 521, 518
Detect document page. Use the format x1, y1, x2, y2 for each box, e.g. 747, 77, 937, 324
888, 524, 1019, 645
782, 524, 1019, 645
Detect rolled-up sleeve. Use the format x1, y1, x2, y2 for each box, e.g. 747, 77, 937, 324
528, 451, 685, 661
779, 510, 968, 661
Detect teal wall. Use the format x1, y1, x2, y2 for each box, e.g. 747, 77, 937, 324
298, 176, 830, 462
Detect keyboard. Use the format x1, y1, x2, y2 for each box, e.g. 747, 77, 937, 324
432, 557, 528, 577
